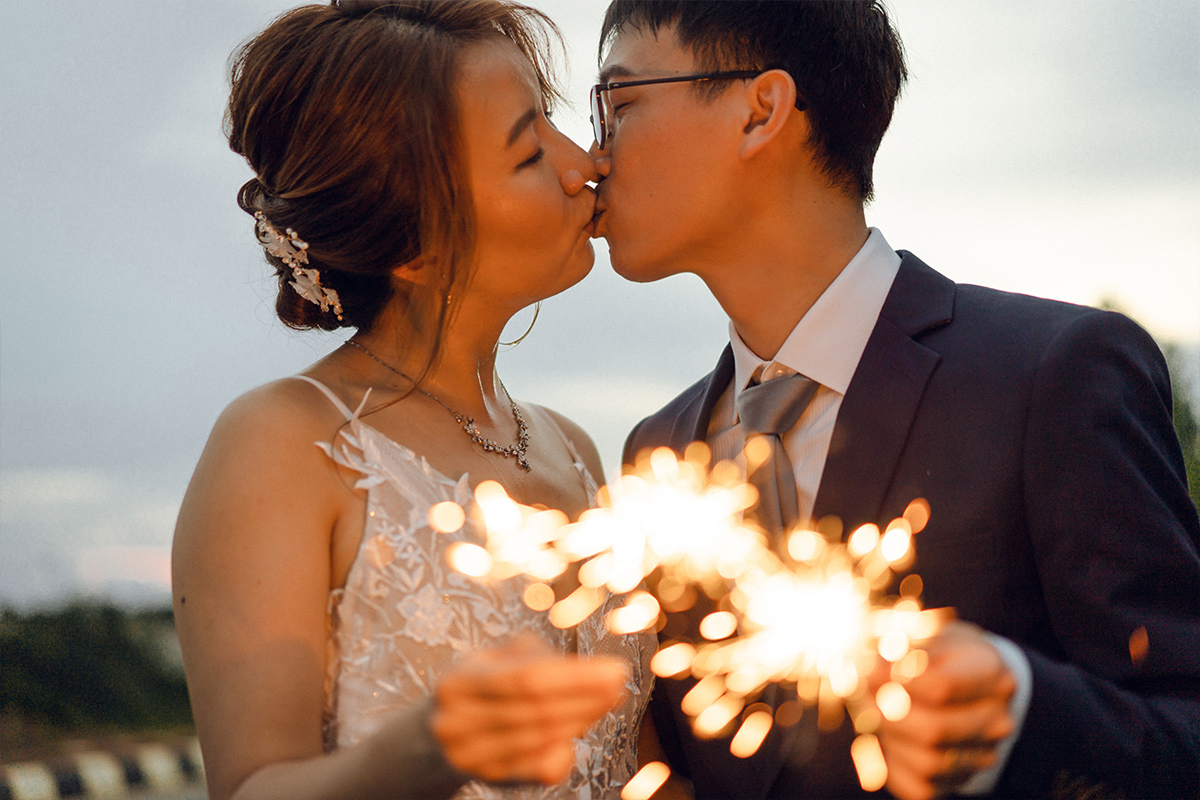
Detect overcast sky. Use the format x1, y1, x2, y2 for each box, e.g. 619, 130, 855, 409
2, 0, 1197, 609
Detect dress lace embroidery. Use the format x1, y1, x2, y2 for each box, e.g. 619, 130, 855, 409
298, 376, 655, 800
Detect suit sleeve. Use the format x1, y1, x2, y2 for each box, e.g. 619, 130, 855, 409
999, 309, 1200, 798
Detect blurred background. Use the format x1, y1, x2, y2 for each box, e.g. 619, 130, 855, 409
2, 0, 1197, 776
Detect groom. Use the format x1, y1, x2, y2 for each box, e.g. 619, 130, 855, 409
591, 2, 1200, 798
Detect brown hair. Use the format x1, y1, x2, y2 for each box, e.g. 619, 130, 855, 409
226, 0, 563, 342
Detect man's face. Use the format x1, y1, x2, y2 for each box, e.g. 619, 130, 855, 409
592, 25, 744, 283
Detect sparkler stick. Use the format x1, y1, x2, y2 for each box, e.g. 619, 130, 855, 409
441, 447, 946, 792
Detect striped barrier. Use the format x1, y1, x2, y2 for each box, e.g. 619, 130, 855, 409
1, 739, 203, 800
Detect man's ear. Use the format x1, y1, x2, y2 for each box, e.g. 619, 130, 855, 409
739, 69, 800, 161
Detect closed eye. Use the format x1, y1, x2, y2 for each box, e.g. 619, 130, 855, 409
519, 147, 545, 168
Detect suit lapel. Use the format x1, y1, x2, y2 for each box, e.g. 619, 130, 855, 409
670, 345, 735, 451
812, 253, 954, 531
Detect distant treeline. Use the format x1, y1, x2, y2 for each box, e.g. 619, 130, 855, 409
1164, 343, 1200, 513
1, 603, 193, 761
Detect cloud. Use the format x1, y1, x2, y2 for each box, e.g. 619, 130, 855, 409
882, 0, 1200, 189
1, 468, 181, 609
870, 182, 1200, 342
78, 546, 173, 595
1, 468, 112, 508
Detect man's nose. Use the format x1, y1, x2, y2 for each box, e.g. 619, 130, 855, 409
588, 141, 611, 180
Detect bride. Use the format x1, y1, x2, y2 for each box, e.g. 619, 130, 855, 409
171, 2, 655, 799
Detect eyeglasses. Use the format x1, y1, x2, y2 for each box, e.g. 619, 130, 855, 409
589, 71, 762, 149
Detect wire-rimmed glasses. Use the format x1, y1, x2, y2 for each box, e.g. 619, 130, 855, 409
589, 71, 763, 149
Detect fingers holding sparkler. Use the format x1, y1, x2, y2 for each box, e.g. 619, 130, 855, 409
868, 621, 1016, 800
432, 635, 629, 784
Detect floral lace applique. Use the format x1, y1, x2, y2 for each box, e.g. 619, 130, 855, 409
316, 412, 655, 800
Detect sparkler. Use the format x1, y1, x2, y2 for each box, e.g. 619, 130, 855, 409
659, 509, 946, 794
439, 446, 946, 794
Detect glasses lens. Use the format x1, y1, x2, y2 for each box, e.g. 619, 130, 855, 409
589, 86, 605, 148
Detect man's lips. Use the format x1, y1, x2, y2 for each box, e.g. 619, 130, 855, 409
589, 205, 607, 238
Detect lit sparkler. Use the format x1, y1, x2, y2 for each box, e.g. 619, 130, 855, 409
442, 444, 765, 635
441, 446, 945, 794
661, 510, 946, 793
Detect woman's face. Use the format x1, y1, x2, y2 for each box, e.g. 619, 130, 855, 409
454, 37, 598, 316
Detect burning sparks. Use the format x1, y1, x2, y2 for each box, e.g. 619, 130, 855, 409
445, 542, 492, 578
650, 642, 696, 678
699, 611, 739, 641
445, 446, 943, 792
608, 591, 662, 636
522, 582, 555, 611
428, 500, 466, 533
850, 733, 888, 792
875, 682, 912, 722
730, 710, 774, 758
621, 762, 670, 800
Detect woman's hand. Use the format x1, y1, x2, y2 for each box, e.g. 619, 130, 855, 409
432, 635, 628, 784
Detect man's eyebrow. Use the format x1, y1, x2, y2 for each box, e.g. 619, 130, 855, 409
597, 64, 636, 85
506, 107, 539, 148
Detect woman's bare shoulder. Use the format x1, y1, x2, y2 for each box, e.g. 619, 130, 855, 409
179, 376, 360, 522
533, 404, 605, 485
205, 376, 350, 452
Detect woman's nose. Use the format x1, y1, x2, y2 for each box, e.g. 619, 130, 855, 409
560, 168, 588, 194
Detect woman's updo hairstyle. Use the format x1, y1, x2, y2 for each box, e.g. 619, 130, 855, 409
226, 0, 564, 333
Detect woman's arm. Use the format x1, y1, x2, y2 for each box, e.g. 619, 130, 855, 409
172, 382, 360, 799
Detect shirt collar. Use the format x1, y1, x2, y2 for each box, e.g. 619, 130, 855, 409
730, 228, 901, 407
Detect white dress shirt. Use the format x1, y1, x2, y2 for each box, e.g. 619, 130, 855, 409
705, 227, 1029, 794
707, 227, 900, 523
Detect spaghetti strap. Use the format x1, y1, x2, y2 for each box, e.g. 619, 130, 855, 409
294, 375, 362, 422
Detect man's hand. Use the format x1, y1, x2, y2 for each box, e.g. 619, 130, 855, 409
869, 621, 1016, 800
431, 635, 628, 785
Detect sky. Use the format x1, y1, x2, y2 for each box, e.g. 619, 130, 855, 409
2, 0, 1197, 609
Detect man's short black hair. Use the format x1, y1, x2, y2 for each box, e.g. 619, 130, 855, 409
600, 1, 907, 201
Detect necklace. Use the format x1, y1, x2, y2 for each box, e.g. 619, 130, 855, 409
345, 339, 531, 471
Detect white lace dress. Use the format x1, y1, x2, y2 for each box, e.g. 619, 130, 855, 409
296, 376, 655, 800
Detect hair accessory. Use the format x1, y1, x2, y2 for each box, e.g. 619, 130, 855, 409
345, 339, 532, 471
254, 211, 343, 320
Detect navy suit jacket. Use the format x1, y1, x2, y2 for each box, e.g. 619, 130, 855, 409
625, 253, 1200, 799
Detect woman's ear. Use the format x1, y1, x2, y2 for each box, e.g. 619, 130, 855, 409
391, 254, 432, 285
739, 69, 801, 161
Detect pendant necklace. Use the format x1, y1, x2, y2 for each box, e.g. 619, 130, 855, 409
345, 339, 531, 471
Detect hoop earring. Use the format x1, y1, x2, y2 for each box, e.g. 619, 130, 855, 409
498, 301, 541, 347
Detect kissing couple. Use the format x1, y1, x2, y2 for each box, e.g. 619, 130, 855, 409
172, 2, 1200, 799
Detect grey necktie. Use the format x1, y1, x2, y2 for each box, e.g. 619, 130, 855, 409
737, 372, 819, 534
